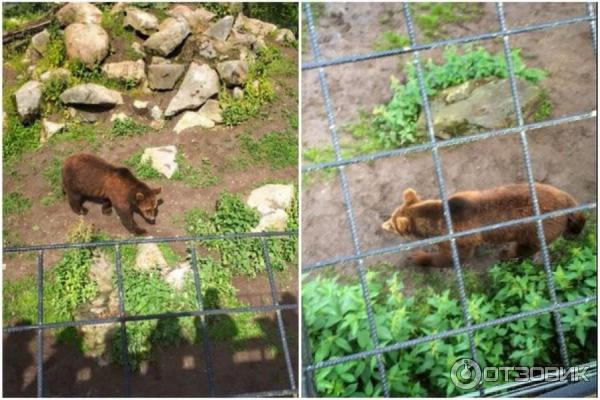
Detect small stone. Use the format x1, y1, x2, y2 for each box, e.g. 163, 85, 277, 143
124, 7, 159, 35
274, 28, 295, 43
233, 13, 277, 37
141, 146, 178, 179
102, 60, 146, 83
40, 119, 65, 142
14, 81, 42, 123
174, 111, 215, 133
110, 112, 128, 122
31, 29, 50, 55
168, 5, 215, 32
204, 15, 234, 41
247, 184, 295, 216
147, 63, 186, 90
133, 100, 148, 110
197, 40, 217, 60
150, 105, 163, 120
216, 60, 248, 86
197, 99, 222, 124
233, 87, 244, 99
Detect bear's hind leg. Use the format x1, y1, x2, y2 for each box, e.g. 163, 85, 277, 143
101, 199, 113, 215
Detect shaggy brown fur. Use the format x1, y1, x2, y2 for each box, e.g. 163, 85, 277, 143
382, 183, 585, 268
62, 153, 162, 235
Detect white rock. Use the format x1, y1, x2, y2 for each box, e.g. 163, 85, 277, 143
275, 28, 295, 43
40, 119, 65, 142
168, 5, 215, 32
164, 63, 220, 117
135, 242, 168, 272
56, 3, 102, 26
133, 100, 148, 110
14, 81, 42, 123
233, 87, 244, 99
110, 112, 128, 122
204, 15, 234, 41
150, 105, 163, 120
31, 29, 50, 55
174, 112, 215, 133
64, 23, 110, 66
197, 99, 222, 124
101, 59, 146, 83
141, 146, 178, 178
234, 13, 277, 37
124, 7, 159, 36
252, 209, 289, 232
60, 84, 123, 106
247, 184, 295, 216
164, 262, 192, 290
143, 17, 190, 57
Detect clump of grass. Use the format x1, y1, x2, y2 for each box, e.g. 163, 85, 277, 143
41, 158, 65, 206
125, 151, 163, 180
533, 89, 552, 122
41, 74, 71, 115
411, 3, 483, 40
3, 192, 32, 216
36, 21, 67, 72
3, 3, 54, 31
172, 154, 219, 188
239, 131, 297, 169
110, 118, 152, 138
373, 31, 410, 51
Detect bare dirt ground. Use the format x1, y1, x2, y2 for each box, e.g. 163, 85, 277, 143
3, 19, 299, 397
301, 3, 597, 289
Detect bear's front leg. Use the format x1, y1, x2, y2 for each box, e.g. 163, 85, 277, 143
116, 207, 147, 235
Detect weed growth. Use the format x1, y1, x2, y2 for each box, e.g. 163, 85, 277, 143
4, 192, 32, 216
239, 131, 297, 169
373, 31, 410, 51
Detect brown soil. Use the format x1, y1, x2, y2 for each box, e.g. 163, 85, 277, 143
301, 3, 596, 291
3, 16, 299, 397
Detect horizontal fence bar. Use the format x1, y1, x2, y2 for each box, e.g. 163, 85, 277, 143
4, 303, 298, 333
303, 202, 596, 272
303, 295, 596, 371
235, 389, 298, 398
303, 14, 595, 70
3, 230, 296, 253
302, 111, 596, 172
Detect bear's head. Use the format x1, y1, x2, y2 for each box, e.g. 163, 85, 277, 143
381, 188, 420, 236
135, 187, 162, 224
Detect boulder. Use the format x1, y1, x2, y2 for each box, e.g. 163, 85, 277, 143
168, 5, 215, 32
135, 242, 168, 272
174, 111, 215, 133
233, 13, 277, 37
416, 78, 543, 139
164, 262, 192, 291
217, 60, 248, 86
164, 63, 220, 117
56, 3, 102, 26
102, 60, 146, 83
275, 28, 295, 43
64, 23, 109, 66
204, 15, 234, 41
40, 119, 65, 142
147, 63, 186, 90
31, 29, 50, 55
60, 84, 123, 106
141, 146, 178, 178
14, 81, 42, 123
124, 7, 159, 36
143, 17, 190, 57
39, 68, 71, 83
247, 184, 295, 216
197, 99, 222, 124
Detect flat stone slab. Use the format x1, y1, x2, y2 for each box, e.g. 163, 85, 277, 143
141, 145, 178, 178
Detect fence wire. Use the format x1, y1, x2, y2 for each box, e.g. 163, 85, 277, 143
301, 2, 597, 397
3, 231, 298, 398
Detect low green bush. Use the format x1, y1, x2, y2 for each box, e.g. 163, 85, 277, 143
304, 220, 596, 397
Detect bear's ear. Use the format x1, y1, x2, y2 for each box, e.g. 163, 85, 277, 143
136, 192, 145, 202
153, 187, 162, 195
402, 188, 419, 206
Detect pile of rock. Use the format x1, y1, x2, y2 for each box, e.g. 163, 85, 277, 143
13, 2, 295, 144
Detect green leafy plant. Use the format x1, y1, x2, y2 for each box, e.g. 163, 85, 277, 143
304, 218, 596, 397
110, 117, 152, 138
171, 154, 219, 188
125, 151, 163, 180
411, 3, 483, 40
36, 21, 67, 72
239, 131, 298, 169
373, 31, 410, 51
3, 192, 32, 216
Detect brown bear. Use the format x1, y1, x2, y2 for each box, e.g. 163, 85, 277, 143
62, 153, 163, 235
381, 183, 585, 268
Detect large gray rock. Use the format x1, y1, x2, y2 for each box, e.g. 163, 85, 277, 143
168, 5, 215, 32
204, 15, 234, 41
124, 7, 159, 35
56, 3, 102, 26
64, 23, 109, 66
147, 63, 186, 90
135, 242, 168, 272
14, 81, 42, 123
141, 146, 178, 178
60, 84, 123, 106
31, 29, 50, 55
233, 13, 277, 37
143, 17, 190, 57
217, 60, 248, 86
174, 111, 215, 133
416, 78, 543, 139
102, 60, 146, 83
164, 63, 220, 117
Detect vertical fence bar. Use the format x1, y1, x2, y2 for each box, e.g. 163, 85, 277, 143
301, 315, 316, 397
303, 2, 390, 396
260, 238, 297, 391
36, 250, 44, 398
188, 243, 217, 397
586, 2, 597, 55
495, 2, 571, 369
401, 3, 481, 387
114, 245, 131, 396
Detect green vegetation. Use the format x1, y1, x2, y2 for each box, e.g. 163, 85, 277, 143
373, 31, 410, 51
239, 131, 297, 169
533, 89, 553, 122
41, 157, 65, 206
36, 22, 67, 72
110, 117, 153, 138
411, 3, 483, 40
185, 190, 297, 276
3, 3, 54, 31
304, 218, 596, 397
125, 151, 163, 180
3, 192, 32, 216
41, 74, 70, 115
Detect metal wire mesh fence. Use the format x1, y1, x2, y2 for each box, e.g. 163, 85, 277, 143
301, 2, 597, 397
3, 231, 298, 397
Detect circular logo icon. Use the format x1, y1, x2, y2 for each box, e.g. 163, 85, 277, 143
451, 358, 482, 390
